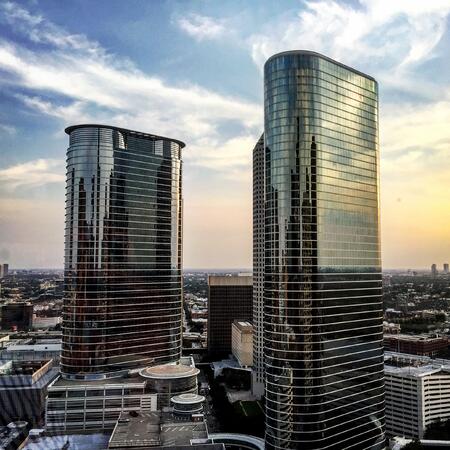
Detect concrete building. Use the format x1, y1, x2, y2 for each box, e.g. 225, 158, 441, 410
45, 357, 197, 432
108, 411, 224, 449
385, 352, 450, 439
207, 275, 252, 357
0, 359, 58, 427
140, 361, 200, 409
45, 373, 158, 432
0, 302, 33, 331
252, 134, 265, 398
384, 334, 448, 357
231, 321, 253, 367
171, 393, 205, 417
0, 337, 61, 364
444, 263, 449, 274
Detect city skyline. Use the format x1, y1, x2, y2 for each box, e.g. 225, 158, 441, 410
0, 0, 450, 270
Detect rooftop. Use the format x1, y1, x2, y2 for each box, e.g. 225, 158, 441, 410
171, 393, 205, 405
140, 364, 199, 380
384, 333, 447, 342
109, 411, 218, 449
22, 432, 110, 450
384, 351, 450, 377
264, 50, 377, 83
233, 321, 253, 332
65, 124, 186, 148
208, 275, 253, 286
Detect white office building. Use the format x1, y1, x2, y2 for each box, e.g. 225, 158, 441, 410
385, 352, 450, 439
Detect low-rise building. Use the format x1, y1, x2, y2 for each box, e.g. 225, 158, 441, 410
108, 410, 224, 449
0, 302, 33, 331
384, 333, 448, 357
231, 321, 253, 367
46, 357, 199, 432
385, 352, 450, 439
0, 359, 58, 427
45, 373, 158, 433
0, 338, 61, 364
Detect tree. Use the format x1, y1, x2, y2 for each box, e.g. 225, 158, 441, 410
424, 417, 450, 440
402, 439, 423, 449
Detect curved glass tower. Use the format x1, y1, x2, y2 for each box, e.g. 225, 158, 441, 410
263, 51, 385, 449
62, 125, 184, 380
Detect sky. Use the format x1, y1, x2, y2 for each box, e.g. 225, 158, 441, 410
0, 0, 449, 270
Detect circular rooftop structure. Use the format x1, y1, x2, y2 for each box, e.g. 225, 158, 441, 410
171, 393, 205, 405
140, 364, 199, 380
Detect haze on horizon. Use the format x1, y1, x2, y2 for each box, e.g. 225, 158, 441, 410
0, 0, 449, 270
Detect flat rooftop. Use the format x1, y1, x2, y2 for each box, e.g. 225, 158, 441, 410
109, 411, 215, 449
208, 275, 252, 286
22, 432, 110, 450
140, 364, 199, 380
384, 333, 447, 342
385, 351, 450, 377
233, 321, 253, 332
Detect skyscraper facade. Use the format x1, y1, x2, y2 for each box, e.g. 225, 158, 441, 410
263, 51, 385, 449
207, 275, 252, 357
252, 134, 265, 398
62, 125, 184, 380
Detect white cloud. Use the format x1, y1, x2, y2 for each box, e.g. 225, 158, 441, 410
0, 3, 262, 181
0, 123, 16, 135
0, 1, 105, 57
177, 14, 226, 41
248, 0, 450, 75
0, 159, 65, 190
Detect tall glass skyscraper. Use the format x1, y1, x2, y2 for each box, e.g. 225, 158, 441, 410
263, 51, 385, 449
62, 125, 184, 380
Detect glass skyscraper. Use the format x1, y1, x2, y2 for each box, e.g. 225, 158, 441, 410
263, 51, 385, 449
62, 125, 184, 380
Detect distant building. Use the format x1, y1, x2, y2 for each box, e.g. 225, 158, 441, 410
384, 334, 448, 357
0, 359, 58, 427
32, 316, 61, 330
231, 321, 253, 367
432, 263, 438, 275
0, 264, 9, 278
0, 302, 33, 331
383, 321, 401, 334
207, 275, 252, 357
0, 337, 61, 364
444, 263, 449, 274
385, 352, 450, 439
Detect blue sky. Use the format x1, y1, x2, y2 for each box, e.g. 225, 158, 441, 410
0, 0, 449, 269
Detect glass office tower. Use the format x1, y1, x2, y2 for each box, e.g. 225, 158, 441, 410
62, 125, 184, 380
263, 51, 385, 449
